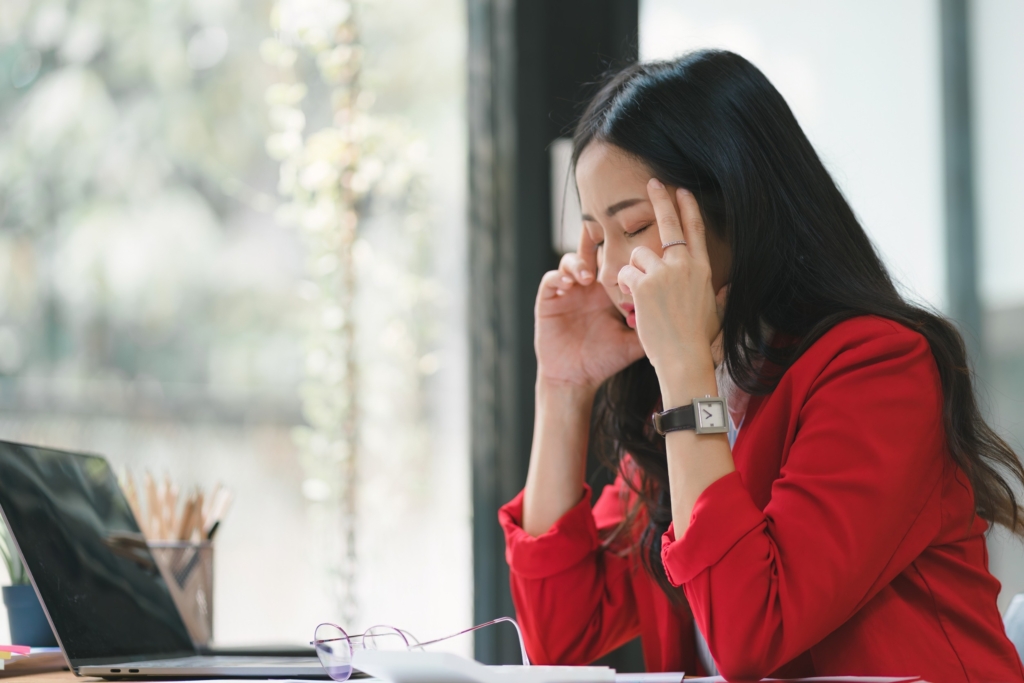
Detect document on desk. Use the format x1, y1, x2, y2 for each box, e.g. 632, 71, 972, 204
351, 651, 927, 683
353, 650, 615, 683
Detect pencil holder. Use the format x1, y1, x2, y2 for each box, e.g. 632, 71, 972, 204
149, 541, 214, 647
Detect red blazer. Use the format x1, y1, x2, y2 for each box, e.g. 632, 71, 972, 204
500, 316, 1024, 682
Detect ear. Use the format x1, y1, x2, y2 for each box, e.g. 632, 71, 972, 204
706, 227, 733, 292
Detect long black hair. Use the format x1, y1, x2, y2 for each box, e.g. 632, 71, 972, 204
574, 50, 1024, 599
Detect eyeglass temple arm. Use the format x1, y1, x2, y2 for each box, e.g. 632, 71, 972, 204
411, 617, 531, 666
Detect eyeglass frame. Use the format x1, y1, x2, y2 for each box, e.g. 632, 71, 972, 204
310, 616, 531, 681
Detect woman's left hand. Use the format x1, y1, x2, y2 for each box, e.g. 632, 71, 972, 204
617, 179, 722, 388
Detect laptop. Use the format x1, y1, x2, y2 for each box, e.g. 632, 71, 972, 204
0, 440, 330, 679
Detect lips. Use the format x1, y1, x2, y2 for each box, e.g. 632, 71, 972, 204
620, 302, 636, 329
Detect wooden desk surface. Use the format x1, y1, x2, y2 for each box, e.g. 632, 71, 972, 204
1, 672, 91, 683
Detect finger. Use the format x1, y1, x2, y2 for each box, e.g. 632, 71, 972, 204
676, 188, 709, 264
617, 264, 642, 297
539, 269, 569, 300
647, 178, 685, 253
559, 252, 591, 285
575, 226, 598, 283
629, 246, 660, 274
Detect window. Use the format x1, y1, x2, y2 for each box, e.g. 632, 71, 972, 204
0, 0, 469, 647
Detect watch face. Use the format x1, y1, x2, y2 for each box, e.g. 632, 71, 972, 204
697, 399, 726, 429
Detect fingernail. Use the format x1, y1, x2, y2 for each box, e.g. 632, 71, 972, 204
561, 276, 573, 284
580, 269, 592, 280
649, 178, 664, 189
555, 289, 565, 296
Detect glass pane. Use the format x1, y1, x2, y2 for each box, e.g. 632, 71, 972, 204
973, 0, 1024, 611
0, 0, 469, 647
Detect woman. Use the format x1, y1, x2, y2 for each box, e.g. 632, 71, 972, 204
498, 50, 1024, 682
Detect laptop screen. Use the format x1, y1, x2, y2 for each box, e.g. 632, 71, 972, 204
0, 441, 195, 663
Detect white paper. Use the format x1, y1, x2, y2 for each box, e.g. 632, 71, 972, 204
352, 650, 615, 683
613, 673, 684, 683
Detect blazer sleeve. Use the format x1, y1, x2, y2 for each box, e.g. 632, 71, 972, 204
499, 479, 641, 665
660, 326, 948, 679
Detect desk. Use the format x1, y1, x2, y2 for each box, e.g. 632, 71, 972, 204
4, 673, 89, 683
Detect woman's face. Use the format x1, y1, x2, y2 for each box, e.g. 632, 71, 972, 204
575, 142, 732, 328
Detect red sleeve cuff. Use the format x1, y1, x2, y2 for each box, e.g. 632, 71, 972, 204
660, 471, 764, 586
498, 486, 600, 580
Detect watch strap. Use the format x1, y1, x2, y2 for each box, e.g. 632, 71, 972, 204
653, 403, 696, 435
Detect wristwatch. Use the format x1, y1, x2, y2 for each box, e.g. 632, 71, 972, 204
653, 396, 729, 436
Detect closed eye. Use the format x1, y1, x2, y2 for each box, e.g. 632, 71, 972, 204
625, 223, 653, 238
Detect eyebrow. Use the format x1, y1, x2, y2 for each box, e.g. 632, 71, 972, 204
580, 197, 645, 222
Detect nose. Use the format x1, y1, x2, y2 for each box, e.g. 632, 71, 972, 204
597, 243, 628, 292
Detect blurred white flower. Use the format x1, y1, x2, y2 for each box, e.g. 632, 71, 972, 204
417, 353, 439, 376
268, 106, 306, 132
266, 130, 304, 160
265, 82, 307, 106
299, 160, 339, 191
321, 306, 345, 330
301, 200, 338, 233
305, 349, 328, 375
59, 20, 104, 64
301, 478, 332, 502
187, 26, 229, 70
19, 66, 116, 153
30, 3, 67, 49
276, 0, 351, 48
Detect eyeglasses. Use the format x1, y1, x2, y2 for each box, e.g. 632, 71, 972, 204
311, 617, 531, 682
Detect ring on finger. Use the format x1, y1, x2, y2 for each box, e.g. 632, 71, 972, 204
662, 240, 687, 250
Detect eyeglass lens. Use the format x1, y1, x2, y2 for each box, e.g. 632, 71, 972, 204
362, 625, 412, 650
314, 623, 354, 682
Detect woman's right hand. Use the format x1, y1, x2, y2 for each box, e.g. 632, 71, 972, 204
535, 228, 645, 393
